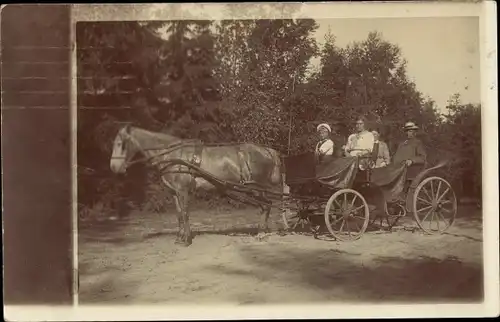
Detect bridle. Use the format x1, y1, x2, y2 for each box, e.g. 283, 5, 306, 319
110, 130, 200, 169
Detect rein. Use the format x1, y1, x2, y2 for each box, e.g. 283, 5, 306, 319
114, 130, 286, 169
124, 138, 202, 168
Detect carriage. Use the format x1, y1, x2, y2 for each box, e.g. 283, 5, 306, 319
280, 152, 458, 241
110, 125, 458, 245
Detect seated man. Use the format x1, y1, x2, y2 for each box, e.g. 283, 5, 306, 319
393, 121, 427, 194
344, 117, 374, 169
314, 123, 335, 164
393, 122, 427, 169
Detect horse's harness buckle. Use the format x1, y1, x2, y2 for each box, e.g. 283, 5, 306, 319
192, 154, 201, 166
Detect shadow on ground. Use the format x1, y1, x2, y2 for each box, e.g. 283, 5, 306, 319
207, 244, 484, 304
79, 224, 268, 245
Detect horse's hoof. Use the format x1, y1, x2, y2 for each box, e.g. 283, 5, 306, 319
174, 239, 191, 247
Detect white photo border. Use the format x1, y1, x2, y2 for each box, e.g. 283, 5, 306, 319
6, 1, 497, 320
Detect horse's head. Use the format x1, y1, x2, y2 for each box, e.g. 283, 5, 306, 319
110, 125, 139, 174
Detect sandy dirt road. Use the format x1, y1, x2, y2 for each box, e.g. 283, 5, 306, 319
78, 205, 483, 305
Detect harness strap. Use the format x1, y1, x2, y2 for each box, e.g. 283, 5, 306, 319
190, 143, 204, 169
188, 142, 204, 190
236, 146, 245, 184
237, 146, 255, 185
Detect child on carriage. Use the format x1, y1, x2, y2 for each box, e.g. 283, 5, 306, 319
314, 123, 335, 164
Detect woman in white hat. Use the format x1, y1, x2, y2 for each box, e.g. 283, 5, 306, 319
315, 123, 335, 163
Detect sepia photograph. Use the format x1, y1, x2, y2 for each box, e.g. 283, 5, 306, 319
2, 2, 498, 321
76, 5, 487, 306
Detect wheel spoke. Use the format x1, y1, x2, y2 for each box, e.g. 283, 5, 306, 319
343, 193, 347, 209
339, 220, 345, 232
417, 196, 433, 205
334, 199, 342, 209
331, 215, 344, 225
437, 211, 448, 223
352, 217, 362, 231
353, 215, 367, 221
422, 187, 433, 201
346, 221, 352, 237
417, 204, 433, 213
440, 207, 454, 213
421, 208, 433, 222
437, 187, 450, 203
431, 211, 436, 230
436, 181, 442, 202
351, 204, 366, 214
350, 195, 358, 208
430, 180, 435, 199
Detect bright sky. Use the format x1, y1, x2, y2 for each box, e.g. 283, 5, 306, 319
312, 17, 481, 113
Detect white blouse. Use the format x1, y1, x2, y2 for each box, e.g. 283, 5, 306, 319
315, 139, 334, 155
345, 131, 375, 156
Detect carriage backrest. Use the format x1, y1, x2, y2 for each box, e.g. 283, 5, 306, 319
283, 152, 317, 184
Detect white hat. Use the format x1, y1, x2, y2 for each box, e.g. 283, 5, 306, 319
317, 123, 332, 132
403, 122, 419, 131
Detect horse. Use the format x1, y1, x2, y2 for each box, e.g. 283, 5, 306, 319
109, 124, 283, 246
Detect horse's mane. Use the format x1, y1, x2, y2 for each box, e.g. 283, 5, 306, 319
131, 126, 180, 142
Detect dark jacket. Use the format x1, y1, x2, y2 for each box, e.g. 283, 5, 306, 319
392, 138, 427, 166
331, 134, 345, 158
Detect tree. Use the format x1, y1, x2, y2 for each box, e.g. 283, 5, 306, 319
213, 19, 255, 98
311, 31, 443, 152
150, 20, 235, 142
76, 21, 167, 170
441, 94, 482, 198
224, 19, 319, 152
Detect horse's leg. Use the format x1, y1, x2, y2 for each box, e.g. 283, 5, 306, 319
176, 189, 193, 246
161, 177, 184, 243
172, 195, 184, 244
256, 190, 272, 235
259, 203, 271, 232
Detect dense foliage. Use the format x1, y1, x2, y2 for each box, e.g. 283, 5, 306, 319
76, 21, 481, 219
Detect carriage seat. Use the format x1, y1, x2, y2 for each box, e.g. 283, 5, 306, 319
283, 152, 317, 185
406, 163, 426, 181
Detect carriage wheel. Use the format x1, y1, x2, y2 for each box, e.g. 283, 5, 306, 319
281, 200, 315, 233
413, 176, 457, 234
324, 189, 370, 241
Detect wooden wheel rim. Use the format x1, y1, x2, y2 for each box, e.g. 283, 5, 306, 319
324, 189, 370, 241
413, 176, 457, 234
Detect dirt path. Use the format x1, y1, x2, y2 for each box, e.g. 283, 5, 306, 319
78, 206, 483, 304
